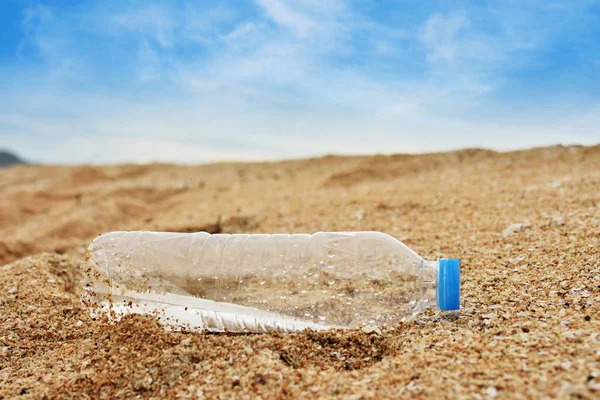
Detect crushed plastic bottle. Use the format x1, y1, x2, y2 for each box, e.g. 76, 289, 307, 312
82, 231, 460, 333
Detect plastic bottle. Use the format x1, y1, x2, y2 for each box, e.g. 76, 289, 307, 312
82, 231, 460, 333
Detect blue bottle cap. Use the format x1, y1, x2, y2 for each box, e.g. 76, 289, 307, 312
437, 258, 460, 310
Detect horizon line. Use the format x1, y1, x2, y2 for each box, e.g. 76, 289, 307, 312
3, 142, 598, 168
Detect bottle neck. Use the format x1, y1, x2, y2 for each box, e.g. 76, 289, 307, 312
419, 260, 438, 311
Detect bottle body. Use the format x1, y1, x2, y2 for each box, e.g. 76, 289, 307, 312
83, 231, 456, 332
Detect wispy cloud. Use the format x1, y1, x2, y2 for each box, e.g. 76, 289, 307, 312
420, 11, 470, 65
255, 0, 318, 37
114, 5, 177, 48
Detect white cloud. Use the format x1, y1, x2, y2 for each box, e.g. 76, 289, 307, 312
420, 11, 469, 65
254, 0, 317, 37
222, 22, 260, 45
20, 4, 55, 53
113, 5, 176, 48
416, 8, 555, 97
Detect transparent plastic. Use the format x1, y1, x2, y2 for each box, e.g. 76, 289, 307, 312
82, 231, 448, 333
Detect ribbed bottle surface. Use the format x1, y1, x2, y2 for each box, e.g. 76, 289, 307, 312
83, 231, 425, 332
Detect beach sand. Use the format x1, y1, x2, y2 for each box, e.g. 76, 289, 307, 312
1, 145, 599, 398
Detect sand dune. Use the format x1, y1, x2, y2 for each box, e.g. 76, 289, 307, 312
1, 145, 599, 398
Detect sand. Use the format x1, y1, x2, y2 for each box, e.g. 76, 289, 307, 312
1, 145, 599, 399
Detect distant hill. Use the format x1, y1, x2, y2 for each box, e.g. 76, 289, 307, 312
0, 150, 27, 167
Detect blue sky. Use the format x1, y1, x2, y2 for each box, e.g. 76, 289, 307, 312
0, 0, 599, 164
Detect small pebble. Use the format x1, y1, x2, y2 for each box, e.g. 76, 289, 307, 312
362, 326, 382, 335
502, 223, 524, 238
551, 217, 565, 226
486, 386, 498, 397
